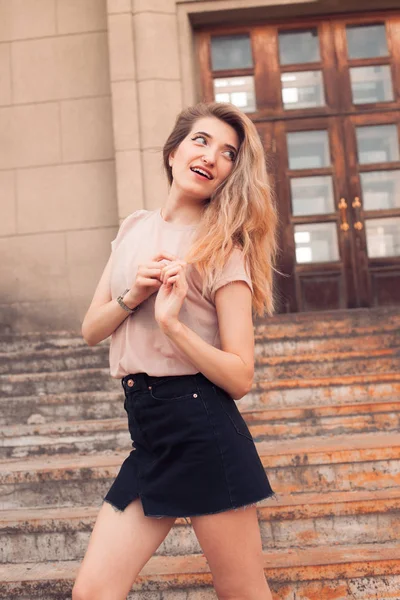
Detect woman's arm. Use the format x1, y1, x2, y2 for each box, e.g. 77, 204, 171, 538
81, 254, 141, 346
159, 281, 254, 400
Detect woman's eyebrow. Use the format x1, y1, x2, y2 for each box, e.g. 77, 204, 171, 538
193, 131, 238, 154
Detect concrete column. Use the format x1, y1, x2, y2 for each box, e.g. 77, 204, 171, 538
106, 0, 183, 221
106, 0, 143, 223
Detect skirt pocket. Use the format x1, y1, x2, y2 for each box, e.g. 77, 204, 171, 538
149, 376, 199, 402
213, 385, 254, 441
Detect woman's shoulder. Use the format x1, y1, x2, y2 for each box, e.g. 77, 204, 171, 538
111, 209, 153, 252
120, 208, 153, 228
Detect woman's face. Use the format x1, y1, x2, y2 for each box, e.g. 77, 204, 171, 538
169, 116, 240, 199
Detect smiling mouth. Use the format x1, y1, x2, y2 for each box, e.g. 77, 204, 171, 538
190, 167, 212, 180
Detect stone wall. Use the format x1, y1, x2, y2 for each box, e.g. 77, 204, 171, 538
0, 0, 118, 332
1, 0, 388, 332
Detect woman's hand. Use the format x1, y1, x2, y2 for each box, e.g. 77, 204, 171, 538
125, 252, 178, 307
154, 259, 188, 328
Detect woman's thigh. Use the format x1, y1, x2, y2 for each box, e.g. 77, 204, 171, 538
190, 505, 271, 599
72, 497, 176, 600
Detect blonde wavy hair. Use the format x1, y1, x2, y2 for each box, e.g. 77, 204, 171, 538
162, 101, 280, 318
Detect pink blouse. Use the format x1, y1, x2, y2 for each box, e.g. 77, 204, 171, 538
109, 208, 253, 378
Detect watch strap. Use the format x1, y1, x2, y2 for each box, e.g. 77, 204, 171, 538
116, 288, 140, 314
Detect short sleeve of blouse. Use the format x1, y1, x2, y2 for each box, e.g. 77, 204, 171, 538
111, 210, 147, 253
209, 247, 253, 304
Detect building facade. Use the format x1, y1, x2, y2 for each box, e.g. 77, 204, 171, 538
1, 0, 399, 331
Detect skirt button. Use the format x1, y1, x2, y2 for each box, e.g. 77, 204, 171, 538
193, 393, 198, 398
127, 379, 134, 387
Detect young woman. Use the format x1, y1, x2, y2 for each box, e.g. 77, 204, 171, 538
73, 101, 279, 600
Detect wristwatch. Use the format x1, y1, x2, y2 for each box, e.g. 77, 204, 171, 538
116, 288, 140, 314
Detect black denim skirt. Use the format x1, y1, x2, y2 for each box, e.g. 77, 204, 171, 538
103, 371, 278, 522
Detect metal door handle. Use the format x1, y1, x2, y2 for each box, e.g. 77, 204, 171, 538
352, 196, 363, 230
338, 197, 349, 231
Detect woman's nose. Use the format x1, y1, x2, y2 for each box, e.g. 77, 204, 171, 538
202, 154, 215, 166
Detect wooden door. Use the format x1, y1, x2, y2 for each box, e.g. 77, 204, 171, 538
195, 11, 400, 312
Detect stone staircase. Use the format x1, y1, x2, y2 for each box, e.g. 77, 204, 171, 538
1, 306, 400, 599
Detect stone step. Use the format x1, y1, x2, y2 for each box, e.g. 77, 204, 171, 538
2, 400, 400, 458
0, 331, 84, 354
0, 543, 399, 599
3, 369, 400, 426
256, 347, 400, 380
0, 344, 110, 376
0, 324, 400, 374
2, 374, 399, 427
1, 488, 399, 564
1, 432, 399, 509
1, 330, 398, 376
1, 306, 398, 353
1, 328, 399, 382
1, 364, 399, 409
243, 371, 400, 410
254, 305, 400, 338
257, 330, 400, 357
0, 418, 132, 459
0, 368, 120, 397
249, 399, 400, 440
0, 390, 123, 426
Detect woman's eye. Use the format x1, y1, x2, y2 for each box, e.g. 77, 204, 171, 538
192, 135, 206, 144
192, 135, 235, 161
222, 149, 236, 161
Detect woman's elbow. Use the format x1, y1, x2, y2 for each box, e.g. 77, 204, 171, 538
81, 321, 97, 346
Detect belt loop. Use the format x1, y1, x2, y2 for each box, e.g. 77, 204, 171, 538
143, 372, 150, 389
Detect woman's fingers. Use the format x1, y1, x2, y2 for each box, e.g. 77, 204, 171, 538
152, 251, 178, 263
160, 261, 186, 285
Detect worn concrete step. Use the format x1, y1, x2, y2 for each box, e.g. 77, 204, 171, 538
257, 330, 400, 357
0, 331, 85, 354
260, 431, 400, 496
0, 344, 110, 375
2, 366, 400, 412
0, 543, 399, 599
0, 368, 120, 397
3, 373, 400, 426
248, 399, 400, 441
1, 432, 399, 509
2, 374, 399, 429
2, 400, 400, 459
244, 371, 400, 410
2, 488, 399, 564
1, 307, 398, 352
254, 305, 400, 339
0, 418, 132, 459
256, 347, 400, 380
0, 390, 123, 426
2, 330, 398, 376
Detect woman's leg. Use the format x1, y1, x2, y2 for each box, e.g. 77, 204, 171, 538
72, 497, 176, 600
190, 504, 274, 600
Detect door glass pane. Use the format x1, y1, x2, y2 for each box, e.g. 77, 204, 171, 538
291, 176, 334, 216
350, 66, 394, 104
211, 35, 253, 70
214, 76, 256, 112
346, 24, 388, 59
282, 71, 325, 110
356, 125, 399, 164
365, 217, 400, 257
287, 130, 330, 169
294, 223, 339, 263
278, 29, 320, 65
361, 170, 400, 210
